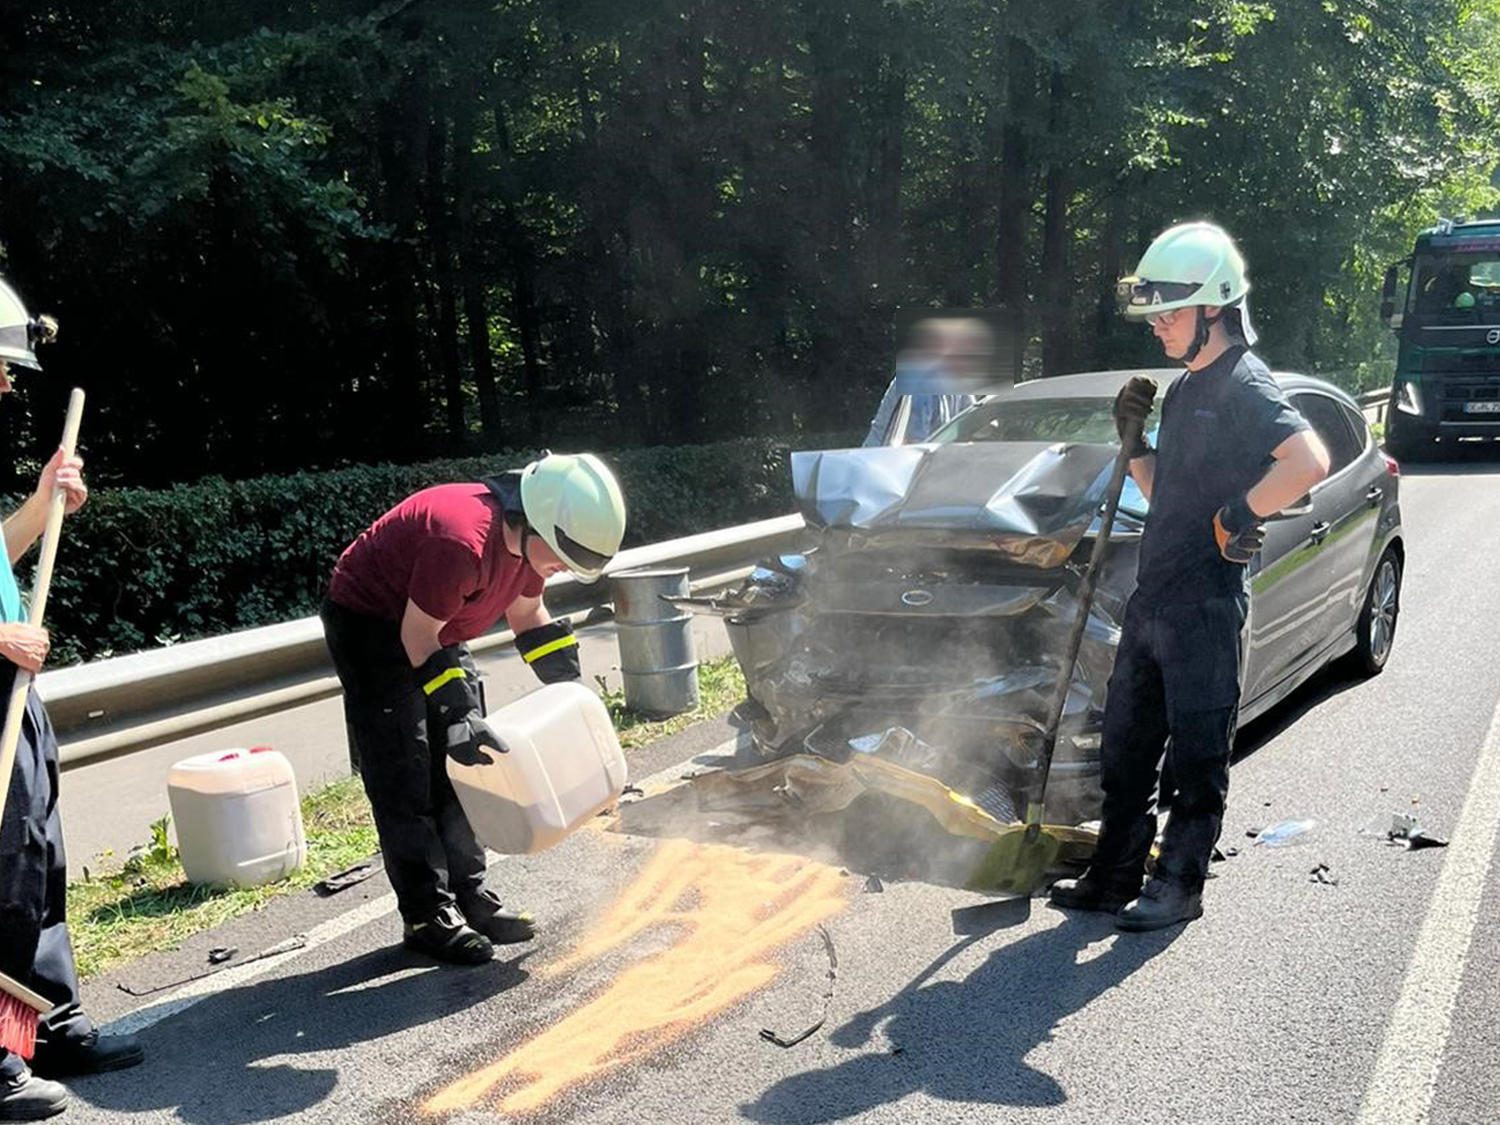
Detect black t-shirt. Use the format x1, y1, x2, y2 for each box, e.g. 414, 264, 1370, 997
1134, 347, 1310, 606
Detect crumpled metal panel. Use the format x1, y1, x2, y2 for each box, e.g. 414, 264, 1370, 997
791, 445, 928, 529
793, 442, 1118, 568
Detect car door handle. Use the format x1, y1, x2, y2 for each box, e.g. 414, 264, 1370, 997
1309, 521, 1332, 543
1365, 486, 1383, 504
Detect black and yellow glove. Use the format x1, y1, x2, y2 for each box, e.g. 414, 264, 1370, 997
416, 647, 507, 765
1212, 496, 1266, 565
1112, 376, 1157, 459
515, 621, 582, 685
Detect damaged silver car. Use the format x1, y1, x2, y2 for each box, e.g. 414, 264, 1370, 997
689, 370, 1405, 828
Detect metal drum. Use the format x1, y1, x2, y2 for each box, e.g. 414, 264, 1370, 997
612, 567, 700, 716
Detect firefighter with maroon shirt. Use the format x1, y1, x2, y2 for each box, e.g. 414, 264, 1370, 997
320, 454, 626, 964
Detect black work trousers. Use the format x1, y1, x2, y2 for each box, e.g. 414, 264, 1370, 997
319, 599, 488, 924
0, 670, 92, 1080
1090, 590, 1248, 892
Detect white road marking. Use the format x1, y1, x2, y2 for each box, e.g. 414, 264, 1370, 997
103, 736, 747, 1037
1356, 689, 1500, 1125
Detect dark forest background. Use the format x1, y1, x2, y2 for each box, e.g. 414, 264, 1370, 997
2, 0, 1496, 491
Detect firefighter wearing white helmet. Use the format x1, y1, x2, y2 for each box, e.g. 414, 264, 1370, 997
0, 276, 58, 373
1050, 222, 1333, 932
320, 452, 626, 964
0, 277, 149, 1119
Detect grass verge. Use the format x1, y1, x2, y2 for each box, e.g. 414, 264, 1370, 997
67, 654, 747, 981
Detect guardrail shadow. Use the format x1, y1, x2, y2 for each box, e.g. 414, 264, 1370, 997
741, 914, 1178, 1123
70, 945, 530, 1125
1388, 442, 1500, 475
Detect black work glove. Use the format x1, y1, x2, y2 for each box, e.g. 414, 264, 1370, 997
416, 647, 508, 765
514, 621, 582, 685
1112, 376, 1157, 459
1213, 496, 1267, 565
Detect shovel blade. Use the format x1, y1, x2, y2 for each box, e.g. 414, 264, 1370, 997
964, 824, 1065, 896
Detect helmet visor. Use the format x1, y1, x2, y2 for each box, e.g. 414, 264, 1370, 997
555, 526, 613, 574
0, 324, 40, 370
1116, 278, 1202, 315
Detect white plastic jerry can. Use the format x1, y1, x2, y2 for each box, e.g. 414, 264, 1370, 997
166, 746, 308, 888
446, 681, 628, 854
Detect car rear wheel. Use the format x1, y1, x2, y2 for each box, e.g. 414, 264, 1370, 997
1350, 549, 1401, 677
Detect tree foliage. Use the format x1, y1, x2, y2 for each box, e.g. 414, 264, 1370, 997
0, 0, 1496, 489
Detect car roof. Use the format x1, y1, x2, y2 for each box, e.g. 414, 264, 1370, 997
991, 367, 1360, 411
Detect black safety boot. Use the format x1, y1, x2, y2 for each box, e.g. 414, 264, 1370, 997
1116, 876, 1203, 932
1048, 869, 1141, 914
402, 904, 495, 964
31, 1029, 145, 1078
459, 891, 536, 946
0, 1065, 67, 1121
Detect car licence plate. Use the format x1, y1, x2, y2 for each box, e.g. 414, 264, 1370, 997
1464, 401, 1500, 414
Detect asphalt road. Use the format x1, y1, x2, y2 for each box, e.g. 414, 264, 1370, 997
51, 451, 1500, 1125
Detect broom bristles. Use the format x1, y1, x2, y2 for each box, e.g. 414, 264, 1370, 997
0, 991, 38, 1059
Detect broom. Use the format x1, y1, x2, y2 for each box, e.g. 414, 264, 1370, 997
0, 388, 85, 1059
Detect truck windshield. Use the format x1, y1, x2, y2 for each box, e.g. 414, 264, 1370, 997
1410, 251, 1500, 325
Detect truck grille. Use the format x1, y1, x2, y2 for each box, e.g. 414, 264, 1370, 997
1440, 374, 1500, 422
1422, 351, 1500, 375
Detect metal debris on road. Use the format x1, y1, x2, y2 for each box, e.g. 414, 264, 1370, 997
115, 934, 310, 997
314, 861, 382, 896
760, 925, 838, 1049
1360, 811, 1449, 851
1309, 863, 1340, 886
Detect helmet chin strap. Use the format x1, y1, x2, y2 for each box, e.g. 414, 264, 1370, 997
1176, 307, 1219, 366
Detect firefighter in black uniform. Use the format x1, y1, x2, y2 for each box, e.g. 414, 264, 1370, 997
0, 280, 144, 1122
1050, 223, 1332, 931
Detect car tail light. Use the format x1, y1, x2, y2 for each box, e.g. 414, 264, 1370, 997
1382, 452, 1400, 477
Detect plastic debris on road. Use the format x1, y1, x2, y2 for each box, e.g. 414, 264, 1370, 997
1309, 863, 1339, 886
1252, 818, 1318, 847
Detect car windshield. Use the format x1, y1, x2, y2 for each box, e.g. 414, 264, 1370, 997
928, 395, 1162, 446
927, 393, 1159, 519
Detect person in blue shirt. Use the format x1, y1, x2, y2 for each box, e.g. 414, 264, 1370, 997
0, 278, 144, 1122
1049, 224, 1331, 931
863, 316, 992, 446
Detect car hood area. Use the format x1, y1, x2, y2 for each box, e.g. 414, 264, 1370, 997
680, 440, 1140, 831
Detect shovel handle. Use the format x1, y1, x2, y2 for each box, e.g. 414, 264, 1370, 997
1027, 416, 1142, 823
0, 388, 84, 830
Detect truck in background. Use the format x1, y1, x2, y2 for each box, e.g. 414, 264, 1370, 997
1381, 217, 1500, 460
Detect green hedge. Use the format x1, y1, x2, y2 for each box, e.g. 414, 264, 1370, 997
24, 433, 860, 665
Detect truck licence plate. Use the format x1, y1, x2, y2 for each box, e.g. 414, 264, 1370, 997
1464, 401, 1500, 414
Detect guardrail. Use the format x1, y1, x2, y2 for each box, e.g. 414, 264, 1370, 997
1358, 388, 1389, 426
47, 513, 806, 766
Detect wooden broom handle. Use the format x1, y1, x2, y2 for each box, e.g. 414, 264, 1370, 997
0, 388, 84, 829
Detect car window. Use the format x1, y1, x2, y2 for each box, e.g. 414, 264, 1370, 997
929, 396, 1162, 446
1339, 402, 1372, 453
1292, 393, 1363, 477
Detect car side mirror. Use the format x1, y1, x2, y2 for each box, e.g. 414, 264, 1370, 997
1267, 495, 1314, 520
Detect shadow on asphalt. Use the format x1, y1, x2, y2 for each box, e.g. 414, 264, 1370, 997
741, 913, 1179, 1122
70, 945, 530, 1125
1231, 661, 1369, 766
1388, 441, 1500, 475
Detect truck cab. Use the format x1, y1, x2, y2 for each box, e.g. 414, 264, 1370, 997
1382, 218, 1500, 459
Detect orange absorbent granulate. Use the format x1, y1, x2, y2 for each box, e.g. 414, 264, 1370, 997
421, 839, 847, 1116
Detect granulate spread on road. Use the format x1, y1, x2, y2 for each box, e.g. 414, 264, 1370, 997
420, 839, 848, 1116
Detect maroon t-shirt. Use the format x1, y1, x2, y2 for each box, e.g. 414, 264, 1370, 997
329, 483, 545, 646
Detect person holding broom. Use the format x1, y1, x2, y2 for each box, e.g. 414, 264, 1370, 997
0, 279, 143, 1122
